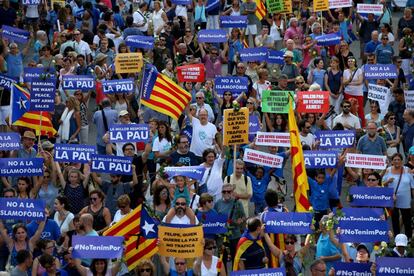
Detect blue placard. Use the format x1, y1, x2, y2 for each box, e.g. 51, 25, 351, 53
198, 30, 227, 43
125, 35, 155, 50
220, 16, 248, 28
102, 78, 135, 94
206, 0, 219, 11
0, 158, 43, 176
315, 130, 356, 148
315, 33, 341, 46
249, 115, 261, 134
304, 150, 338, 168
62, 75, 95, 91
376, 257, 414, 276
263, 212, 313, 234
0, 198, 45, 220
0, 74, 17, 90
239, 47, 268, 62
23, 67, 57, 83
54, 144, 96, 163
2, 25, 30, 43
91, 154, 132, 175
364, 64, 398, 79
197, 212, 227, 235
215, 76, 248, 94
171, 0, 192, 4
109, 124, 150, 143
338, 208, 389, 243
141, 64, 158, 100
30, 79, 55, 111
349, 186, 394, 208
72, 236, 124, 259
231, 268, 286, 276
333, 262, 372, 276
0, 132, 20, 150
267, 50, 285, 64
22, 0, 41, 4
164, 166, 206, 181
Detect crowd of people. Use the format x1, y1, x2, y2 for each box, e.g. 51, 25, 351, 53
0, 0, 414, 275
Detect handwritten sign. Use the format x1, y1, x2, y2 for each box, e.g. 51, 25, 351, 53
357, 3, 383, 14
223, 107, 249, 146
243, 148, 284, 168
256, 132, 290, 147
261, 90, 292, 113
345, 153, 387, 170
114, 53, 143, 74
297, 91, 330, 113
314, 0, 329, 11
329, 0, 353, 8
158, 225, 204, 258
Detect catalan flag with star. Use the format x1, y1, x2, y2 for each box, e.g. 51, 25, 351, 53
103, 204, 159, 271
10, 84, 56, 136
140, 64, 192, 121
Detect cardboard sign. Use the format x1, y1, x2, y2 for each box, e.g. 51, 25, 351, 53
404, 90, 414, 109
243, 148, 284, 168
0, 158, 44, 176
329, 0, 353, 8
0, 132, 20, 150
261, 90, 292, 114
297, 91, 330, 113
357, 3, 383, 14
255, 132, 290, 147
267, 0, 285, 13
223, 107, 249, 146
72, 236, 124, 259
30, 80, 55, 111
364, 64, 397, 79
177, 64, 205, 82
345, 153, 387, 170
158, 225, 204, 258
368, 84, 390, 116
314, 0, 329, 11
0, 198, 45, 220
114, 53, 143, 74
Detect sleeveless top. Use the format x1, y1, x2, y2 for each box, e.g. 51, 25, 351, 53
279, 252, 302, 275
87, 205, 107, 231
64, 183, 86, 214
327, 70, 342, 95
201, 256, 219, 276
10, 242, 30, 267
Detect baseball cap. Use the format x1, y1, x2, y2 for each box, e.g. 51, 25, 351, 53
395, 234, 408, 247
119, 110, 129, 117
356, 243, 370, 257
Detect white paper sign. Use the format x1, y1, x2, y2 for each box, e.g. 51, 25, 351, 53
329, 0, 353, 9
357, 4, 383, 14
404, 90, 414, 109
255, 132, 290, 147
345, 153, 387, 170
243, 148, 284, 168
368, 84, 390, 116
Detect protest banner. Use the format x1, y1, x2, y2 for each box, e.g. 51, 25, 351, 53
2, 25, 30, 43
368, 84, 390, 116
364, 64, 397, 79
357, 3, 383, 14
158, 225, 204, 258
30, 80, 55, 111
102, 79, 135, 94
349, 186, 394, 208
62, 75, 95, 91
220, 16, 248, 28
72, 236, 124, 259
263, 212, 312, 234
231, 268, 286, 276
51, 0, 65, 6
243, 148, 284, 168
329, 0, 353, 8
267, 0, 285, 13
91, 154, 132, 175
313, 0, 329, 11
267, 50, 285, 64
109, 124, 150, 143
261, 90, 292, 113
171, 0, 191, 4
197, 212, 227, 235
338, 208, 389, 243
376, 257, 414, 276
281, 0, 292, 13
215, 76, 248, 95
345, 153, 387, 170
125, 35, 154, 50
315, 33, 342, 46
223, 107, 249, 146
404, 90, 414, 109
0, 198, 45, 220
197, 30, 227, 43
0, 132, 20, 150
304, 151, 338, 168
164, 166, 206, 181
54, 144, 96, 163
255, 132, 290, 147
249, 115, 261, 136
177, 64, 205, 82
0, 74, 17, 90
239, 47, 268, 62
315, 130, 356, 148
205, 0, 219, 11
23, 67, 57, 83
297, 91, 330, 113
0, 158, 43, 176
333, 263, 371, 276
22, 0, 41, 4
114, 53, 143, 74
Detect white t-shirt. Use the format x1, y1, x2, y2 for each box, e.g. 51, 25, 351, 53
153, 137, 172, 154
299, 133, 315, 147
333, 113, 361, 130
253, 81, 271, 100
162, 215, 200, 224
26, 5, 39, 18
201, 256, 219, 276
200, 156, 225, 202
54, 212, 74, 234
111, 209, 133, 225
190, 117, 217, 157
343, 68, 363, 96
175, 5, 187, 19
133, 10, 148, 32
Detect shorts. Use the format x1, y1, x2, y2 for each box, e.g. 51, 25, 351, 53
245, 24, 257, 35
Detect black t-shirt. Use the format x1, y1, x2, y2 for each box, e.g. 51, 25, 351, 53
121, 155, 144, 208
169, 151, 199, 166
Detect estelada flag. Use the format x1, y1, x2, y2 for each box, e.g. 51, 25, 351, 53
140, 64, 192, 121
233, 230, 266, 271
103, 204, 158, 271
10, 84, 56, 137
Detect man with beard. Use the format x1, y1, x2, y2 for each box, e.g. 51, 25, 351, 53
162, 196, 197, 224
169, 135, 199, 166
332, 100, 361, 130
357, 121, 387, 155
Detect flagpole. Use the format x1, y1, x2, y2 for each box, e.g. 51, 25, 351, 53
38, 111, 43, 143
233, 145, 237, 175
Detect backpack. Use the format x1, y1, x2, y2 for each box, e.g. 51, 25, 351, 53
225, 175, 248, 186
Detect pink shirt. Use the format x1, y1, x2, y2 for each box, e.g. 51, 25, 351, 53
203, 54, 223, 79
284, 26, 303, 42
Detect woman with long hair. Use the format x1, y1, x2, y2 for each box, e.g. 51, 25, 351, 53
324, 56, 343, 114
335, 40, 354, 71
342, 57, 364, 127
382, 112, 401, 158
152, 121, 173, 168
75, 258, 121, 276
53, 195, 74, 235
16, 177, 32, 199
153, 185, 171, 220
73, 90, 91, 144
58, 96, 81, 143
226, 28, 243, 75
135, 259, 156, 276
79, 190, 111, 234
194, 238, 226, 276
32, 239, 60, 276
308, 58, 326, 90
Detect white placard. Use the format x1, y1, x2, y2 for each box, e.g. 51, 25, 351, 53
357, 4, 383, 15
404, 90, 414, 109
329, 0, 353, 9
243, 148, 284, 168
255, 132, 290, 147
345, 153, 387, 170
368, 84, 390, 116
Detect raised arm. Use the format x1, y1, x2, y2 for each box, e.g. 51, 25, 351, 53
29, 219, 46, 251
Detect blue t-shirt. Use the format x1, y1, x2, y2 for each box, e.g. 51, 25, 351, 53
27, 219, 61, 241
247, 169, 271, 203
356, 135, 387, 155
364, 40, 380, 54
308, 175, 331, 211
5, 53, 23, 78
316, 233, 340, 273
375, 44, 394, 64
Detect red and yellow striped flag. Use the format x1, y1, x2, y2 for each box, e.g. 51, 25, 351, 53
243, 37, 249, 48
255, 0, 266, 20
288, 96, 311, 212
103, 205, 158, 271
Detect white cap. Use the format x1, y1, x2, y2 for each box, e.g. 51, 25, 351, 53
395, 234, 408, 247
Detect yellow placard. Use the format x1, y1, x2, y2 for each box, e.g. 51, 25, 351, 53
313, 0, 329, 12
51, 0, 65, 7
223, 107, 249, 146
281, 0, 292, 14
114, 53, 143, 74
158, 225, 204, 258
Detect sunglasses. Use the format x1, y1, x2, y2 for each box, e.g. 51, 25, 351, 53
140, 268, 152, 272
224, 93, 232, 96
176, 202, 186, 206
382, 37, 389, 40
285, 241, 295, 245
205, 246, 217, 250
196, 97, 204, 99
367, 178, 378, 181
90, 197, 98, 201
175, 262, 186, 266
206, 199, 213, 203
246, 102, 254, 104
222, 190, 232, 194
389, 117, 396, 120
343, 105, 351, 108
296, 81, 304, 84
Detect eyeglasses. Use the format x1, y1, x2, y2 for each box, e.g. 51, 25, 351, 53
196, 97, 204, 99
176, 202, 186, 206
179, 140, 189, 143
90, 197, 98, 201
222, 190, 232, 194
246, 102, 254, 105
205, 246, 217, 250
389, 117, 396, 120
175, 262, 186, 266
382, 37, 389, 40
206, 199, 213, 203
285, 241, 295, 245
140, 268, 152, 272
367, 178, 378, 182
224, 93, 232, 96
296, 81, 304, 84
343, 105, 351, 108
